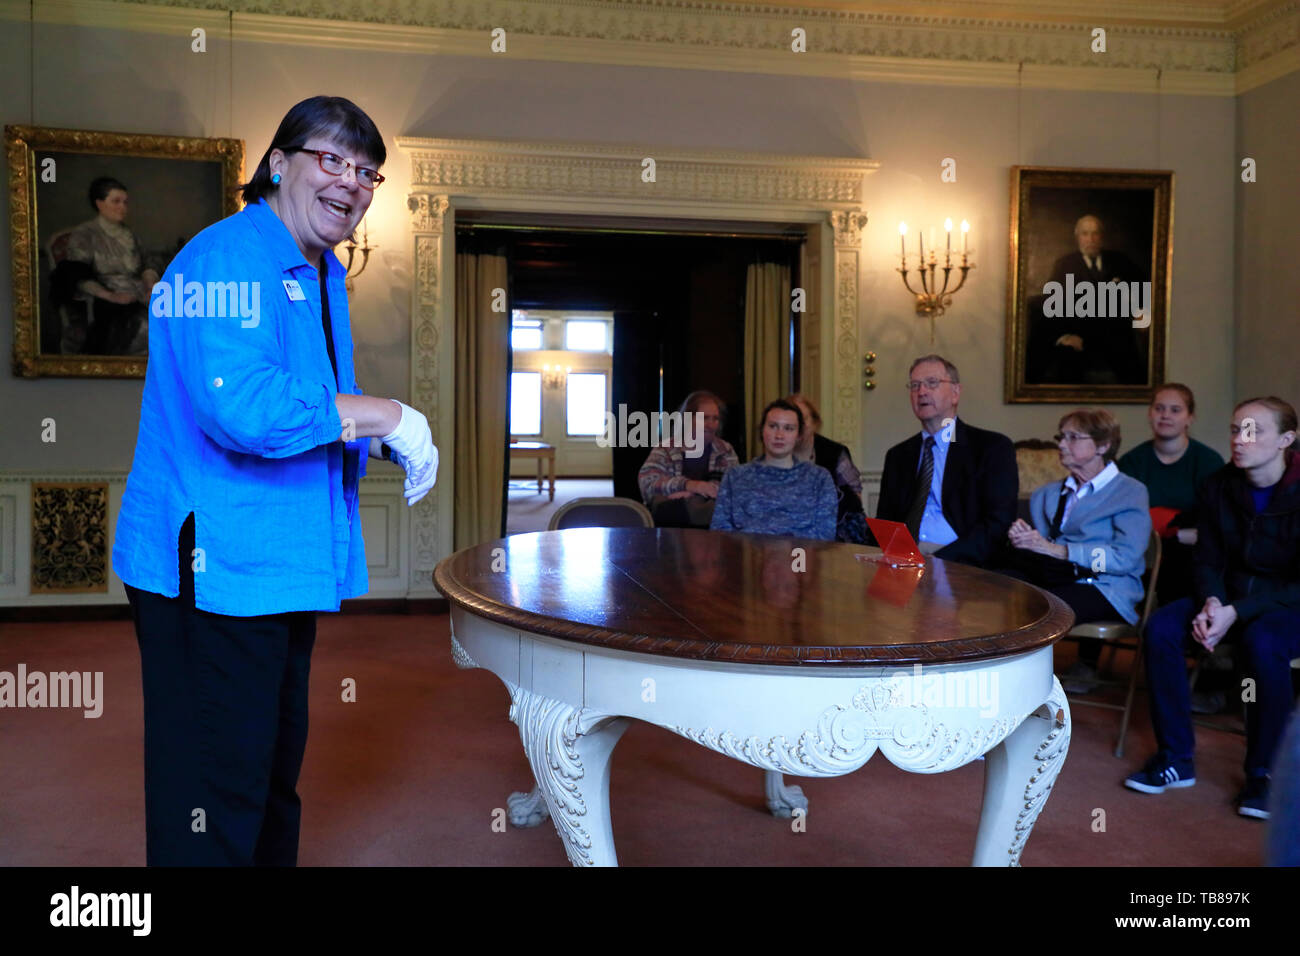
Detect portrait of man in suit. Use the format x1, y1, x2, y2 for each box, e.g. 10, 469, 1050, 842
1006, 168, 1172, 403
1026, 214, 1148, 386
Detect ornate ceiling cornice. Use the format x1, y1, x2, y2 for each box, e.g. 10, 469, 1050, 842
7, 0, 1298, 93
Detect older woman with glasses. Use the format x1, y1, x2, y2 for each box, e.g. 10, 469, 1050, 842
1000, 408, 1152, 692
113, 96, 438, 866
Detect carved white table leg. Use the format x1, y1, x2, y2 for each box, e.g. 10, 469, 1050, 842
508, 684, 630, 867
452, 632, 556, 829
764, 770, 809, 818
972, 678, 1071, 867
506, 787, 550, 828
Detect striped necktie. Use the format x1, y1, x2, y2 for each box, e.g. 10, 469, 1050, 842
904, 436, 935, 541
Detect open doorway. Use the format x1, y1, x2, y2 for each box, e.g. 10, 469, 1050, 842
459, 219, 804, 535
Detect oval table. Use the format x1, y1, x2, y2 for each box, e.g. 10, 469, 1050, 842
434, 527, 1075, 866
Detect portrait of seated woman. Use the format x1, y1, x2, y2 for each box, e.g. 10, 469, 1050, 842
47, 176, 159, 356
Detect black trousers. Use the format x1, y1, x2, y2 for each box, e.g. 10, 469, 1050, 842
996, 566, 1124, 666
126, 513, 316, 866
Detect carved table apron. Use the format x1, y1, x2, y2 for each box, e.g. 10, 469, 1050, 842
435, 528, 1074, 867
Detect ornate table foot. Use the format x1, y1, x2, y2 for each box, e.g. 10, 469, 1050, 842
508, 684, 630, 866
506, 786, 550, 828
763, 770, 809, 818
972, 678, 1071, 867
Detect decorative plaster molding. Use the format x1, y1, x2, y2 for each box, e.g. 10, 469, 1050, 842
402, 137, 876, 209
830, 211, 867, 476
407, 194, 451, 235
9, 0, 1296, 93
830, 210, 870, 249
405, 197, 450, 594
1236, 0, 1300, 67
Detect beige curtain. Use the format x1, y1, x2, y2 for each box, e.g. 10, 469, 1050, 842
744, 261, 792, 449
454, 250, 509, 551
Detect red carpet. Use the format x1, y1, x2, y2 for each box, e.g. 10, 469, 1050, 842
0, 614, 1266, 866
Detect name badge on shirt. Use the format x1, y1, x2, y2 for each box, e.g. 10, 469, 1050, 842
282, 279, 306, 301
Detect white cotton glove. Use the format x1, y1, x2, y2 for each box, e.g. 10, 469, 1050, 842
382, 401, 439, 506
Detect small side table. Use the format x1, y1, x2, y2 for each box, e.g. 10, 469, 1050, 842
509, 442, 556, 501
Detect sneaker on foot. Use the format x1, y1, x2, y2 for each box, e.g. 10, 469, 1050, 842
1237, 777, 1270, 820
1125, 753, 1196, 794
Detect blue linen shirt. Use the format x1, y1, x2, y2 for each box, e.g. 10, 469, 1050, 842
112, 199, 370, 616
918, 426, 958, 548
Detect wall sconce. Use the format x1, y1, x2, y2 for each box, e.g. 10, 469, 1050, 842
542, 364, 570, 389
344, 219, 376, 292
897, 219, 974, 343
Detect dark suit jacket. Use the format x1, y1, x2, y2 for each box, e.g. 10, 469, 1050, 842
1027, 248, 1148, 385
1049, 248, 1143, 287
874, 418, 1018, 566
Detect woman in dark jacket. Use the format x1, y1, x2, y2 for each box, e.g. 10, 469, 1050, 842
1125, 396, 1300, 822
787, 393, 867, 543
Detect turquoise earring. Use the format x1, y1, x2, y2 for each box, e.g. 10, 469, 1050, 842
271, 172, 282, 185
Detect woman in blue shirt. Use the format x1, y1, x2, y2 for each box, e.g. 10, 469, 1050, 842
113, 96, 437, 866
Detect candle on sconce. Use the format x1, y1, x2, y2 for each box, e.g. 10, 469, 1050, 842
919, 228, 925, 260
944, 218, 953, 257
961, 219, 970, 254
899, 221, 907, 259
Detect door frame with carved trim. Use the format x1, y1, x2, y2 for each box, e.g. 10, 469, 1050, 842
398, 137, 876, 593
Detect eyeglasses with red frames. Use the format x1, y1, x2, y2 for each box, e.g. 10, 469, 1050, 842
279, 147, 385, 189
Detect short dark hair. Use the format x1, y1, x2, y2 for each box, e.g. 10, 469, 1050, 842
88, 176, 127, 210
241, 96, 386, 205
1152, 382, 1196, 415
759, 398, 804, 436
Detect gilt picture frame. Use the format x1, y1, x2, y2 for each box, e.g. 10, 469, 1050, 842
1006, 166, 1173, 404
6, 125, 243, 379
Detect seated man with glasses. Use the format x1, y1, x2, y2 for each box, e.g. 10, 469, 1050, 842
999, 409, 1152, 693
874, 354, 1018, 565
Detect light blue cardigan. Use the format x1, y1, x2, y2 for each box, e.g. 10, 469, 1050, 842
1028, 471, 1152, 624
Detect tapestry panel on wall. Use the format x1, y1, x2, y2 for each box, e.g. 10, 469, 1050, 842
31, 482, 109, 594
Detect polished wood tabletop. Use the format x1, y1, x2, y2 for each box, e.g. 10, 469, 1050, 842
434, 528, 1074, 666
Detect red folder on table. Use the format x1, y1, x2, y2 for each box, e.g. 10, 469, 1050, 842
861, 518, 926, 568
